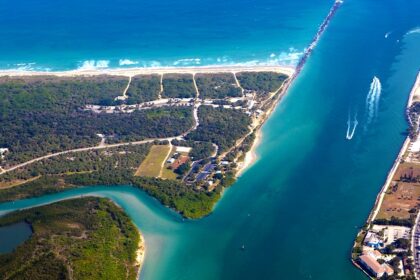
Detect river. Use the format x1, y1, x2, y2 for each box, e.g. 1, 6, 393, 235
0, 0, 419, 279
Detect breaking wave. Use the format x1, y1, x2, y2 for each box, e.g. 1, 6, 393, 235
119, 59, 139, 66
173, 58, 201, 66
406, 27, 420, 36
78, 60, 110, 70
0, 48, 303, 71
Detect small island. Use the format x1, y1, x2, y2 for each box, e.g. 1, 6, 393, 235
0, 197, 143, 279
352, 72, 420, 279
0, 66, 292, 219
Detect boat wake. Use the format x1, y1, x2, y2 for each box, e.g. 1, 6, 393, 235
365, 76, 382, 129
346, 111, 358, 140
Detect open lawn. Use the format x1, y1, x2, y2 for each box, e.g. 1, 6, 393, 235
135, 145, 171, 177
377, 181, 420, 220
161, 167, 178, 180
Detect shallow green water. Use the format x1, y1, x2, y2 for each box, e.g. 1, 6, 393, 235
0, 0, 419, 279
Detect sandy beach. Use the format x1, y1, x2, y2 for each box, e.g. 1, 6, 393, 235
136, 232, 145, 278
0, 65, 295, 77
237, 129, 262, 177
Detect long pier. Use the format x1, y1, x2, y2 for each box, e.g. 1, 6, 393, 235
294, 0, 343, 78
279, 0, 343, 95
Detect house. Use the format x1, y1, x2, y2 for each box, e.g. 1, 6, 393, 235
359, 253, 394, 278
359, 254, 386, 278
176, 146, 192, 153
383, 264, 394, 276
364, 231, 384, 249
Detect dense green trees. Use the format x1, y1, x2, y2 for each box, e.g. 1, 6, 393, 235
132, 177, 220, 218
0, 73, 275, 220
126, 75, 161, 104
236, 72, 288, 94
0, 198, 140, 280
171, 139, 214, 160
162, 74, 196, 98
195, 73, 241, 99
0, 144, 151, 183
0, 76, 195, 165
186, 106, 251, 153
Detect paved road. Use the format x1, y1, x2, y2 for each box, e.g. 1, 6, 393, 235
412, 212, 420, 277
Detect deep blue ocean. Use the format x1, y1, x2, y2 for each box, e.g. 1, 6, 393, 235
0, 0, 420, 279
0, 0, 331, 70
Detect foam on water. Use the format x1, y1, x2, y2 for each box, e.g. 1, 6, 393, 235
78, 60, 110, 70
119, 59, 139, 66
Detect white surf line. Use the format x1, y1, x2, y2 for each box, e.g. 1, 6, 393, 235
232, 72, 244, 96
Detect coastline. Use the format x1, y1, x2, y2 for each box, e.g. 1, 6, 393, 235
236, 129, 262, 177
367, 72, 420, 223
235, 74, 293, 178
0, 65, 295, 78
136, 232, 145, 279
351, 72, 420, 277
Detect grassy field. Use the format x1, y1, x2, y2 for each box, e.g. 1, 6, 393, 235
377, 182, 420, 220
376, 162, 420, 220
135, 145, 171, 177
161, 167, 178, 180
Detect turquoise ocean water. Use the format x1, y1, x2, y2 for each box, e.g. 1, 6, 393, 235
0, 0, 420, 279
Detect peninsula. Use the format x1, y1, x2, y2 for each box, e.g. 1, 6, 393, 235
352, 72, 420, 279
0, 197, 142, 279
0, 67, 292, 219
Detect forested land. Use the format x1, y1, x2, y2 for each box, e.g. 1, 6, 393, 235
126, 74, 161, 104
195, 73, 242, 99
0, 197, 140, 280
162, 74, 196, 98
0, 75, 193, 165
0, 143, 224, 218
170, 139, 215, 160
0, 72, 287, 219
186, 106, 251, 153
236, 72, 288, 94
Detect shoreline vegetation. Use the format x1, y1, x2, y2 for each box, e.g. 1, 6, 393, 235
0, 197, 143, 279
352, 72, 420, 279
0, 67, 292, 219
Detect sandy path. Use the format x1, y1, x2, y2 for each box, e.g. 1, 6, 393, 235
232, 72, 244, 96
158, 143, 173, 178
159, 74, 163, 99
123, 76, 132, 98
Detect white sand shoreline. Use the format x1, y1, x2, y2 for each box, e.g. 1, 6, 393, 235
136, 231, 145, 279
236, 129, 262, 177
0, 65, 295, 77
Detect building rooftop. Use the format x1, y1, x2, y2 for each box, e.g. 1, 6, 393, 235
359, 254, 385, 275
